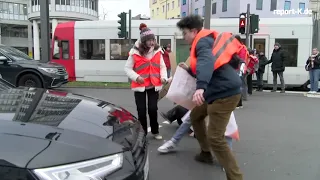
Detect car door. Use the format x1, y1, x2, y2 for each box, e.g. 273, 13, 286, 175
0, 53, 23, 85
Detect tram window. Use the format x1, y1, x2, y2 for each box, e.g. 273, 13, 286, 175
274, 39, 298, 67
61, 41, 69, 59
253, 39, 266, 54
79, 39, 105, 60
110, 39, 137, 60
53, 39, 60, 59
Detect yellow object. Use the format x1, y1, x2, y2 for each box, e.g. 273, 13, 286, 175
149, 0, 180, 19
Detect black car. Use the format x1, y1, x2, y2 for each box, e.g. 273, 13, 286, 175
0, 78, 149, 180
0, 45, 68, 88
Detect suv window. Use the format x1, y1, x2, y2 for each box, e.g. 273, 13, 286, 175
0, 46, 33, 61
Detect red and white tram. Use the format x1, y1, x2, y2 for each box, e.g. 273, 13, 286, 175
50, 17, 313, 88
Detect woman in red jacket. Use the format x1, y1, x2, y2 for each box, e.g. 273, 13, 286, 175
162, 44, 171, 78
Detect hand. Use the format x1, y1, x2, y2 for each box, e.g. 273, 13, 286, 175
136, 76, 144, 84
192, 89, 205, 106
167, 77, 173, 83
161, 78, 167, 84
178, 62, 188, 70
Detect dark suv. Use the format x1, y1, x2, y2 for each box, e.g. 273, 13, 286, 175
0, 45, 68, 88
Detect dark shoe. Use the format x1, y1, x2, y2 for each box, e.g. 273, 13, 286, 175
195, 151, 214, 164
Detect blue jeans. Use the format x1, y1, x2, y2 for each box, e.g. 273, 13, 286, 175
309, 69, 320, 92
167, 68, 171, 78
171, 116, 233, 150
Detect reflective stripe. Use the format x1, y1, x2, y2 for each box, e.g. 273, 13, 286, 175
213, 35, 235, 61
133, 62, 160, 71
140, 74, 161, 78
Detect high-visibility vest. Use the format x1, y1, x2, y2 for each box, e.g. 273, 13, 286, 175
131, 51, 162, 88
190, 29, 243, 74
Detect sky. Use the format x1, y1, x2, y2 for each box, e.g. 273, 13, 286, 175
99, 0, 150, 20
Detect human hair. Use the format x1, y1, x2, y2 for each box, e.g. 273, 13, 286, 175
177, 15, 203, 32
234, 35, 243, 44
136, 40, 160, 56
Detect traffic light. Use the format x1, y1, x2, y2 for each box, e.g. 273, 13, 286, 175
250, 14, 259, 34
239, 13, 246, 34
117, 12, 127, 38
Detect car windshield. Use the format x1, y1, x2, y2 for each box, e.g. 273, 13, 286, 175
0, 45, 33, 61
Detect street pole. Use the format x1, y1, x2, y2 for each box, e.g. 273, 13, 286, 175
204, 0, 211, 29
40, 0, 50, 63
245, 4, 250, 48
128, 9, 132, 46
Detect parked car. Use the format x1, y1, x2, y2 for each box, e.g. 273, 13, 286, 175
0, 45, 68, 88
0, 78, 149, 180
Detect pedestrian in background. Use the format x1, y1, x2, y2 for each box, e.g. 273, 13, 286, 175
256, 51, 268, 91
305, 48, 320, 93
176, 15, 243, 180
124, 27, 167, 139
162, 44, 171, 78
266, 43, 287, 93
246, 48, 259, 94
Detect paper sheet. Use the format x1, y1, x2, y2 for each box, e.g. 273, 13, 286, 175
166, 66, 196, 110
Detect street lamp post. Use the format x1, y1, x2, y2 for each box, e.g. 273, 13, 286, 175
39, 0, 50, 63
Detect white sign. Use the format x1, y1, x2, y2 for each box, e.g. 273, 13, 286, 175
166, 66, 196, 110
273, 8, 312, 16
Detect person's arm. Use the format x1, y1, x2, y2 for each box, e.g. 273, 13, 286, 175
195, 37, 214, 90
124, 55, 140, 81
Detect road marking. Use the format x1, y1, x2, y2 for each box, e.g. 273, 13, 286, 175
262, 90, 306, 94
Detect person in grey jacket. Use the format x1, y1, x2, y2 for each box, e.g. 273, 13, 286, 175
266, 43, 287, 93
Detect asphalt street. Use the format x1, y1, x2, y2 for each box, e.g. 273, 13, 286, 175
60, 88, 320, 180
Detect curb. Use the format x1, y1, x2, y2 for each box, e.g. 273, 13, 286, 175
61, 86, 130, 89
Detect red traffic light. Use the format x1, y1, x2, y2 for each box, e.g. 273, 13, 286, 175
239, 18, 245, 28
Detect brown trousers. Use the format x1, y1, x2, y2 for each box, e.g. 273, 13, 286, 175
190, 94, 243, 180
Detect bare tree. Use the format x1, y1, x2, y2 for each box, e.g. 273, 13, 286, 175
99, 7, 108, 20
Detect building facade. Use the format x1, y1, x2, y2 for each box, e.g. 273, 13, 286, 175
150, 0, 181, 19
180, 0, 310, 18
0, 0, 99, 60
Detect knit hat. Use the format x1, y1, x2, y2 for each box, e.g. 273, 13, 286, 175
140, 28, 155, 42
139, 23, 147, 31
274, 42, 281, 47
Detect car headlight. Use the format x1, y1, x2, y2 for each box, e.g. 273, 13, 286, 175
33, 153, 123, 180
39, 67, 58, 74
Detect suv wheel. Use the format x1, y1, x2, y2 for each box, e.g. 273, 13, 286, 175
18, 74, 42, 88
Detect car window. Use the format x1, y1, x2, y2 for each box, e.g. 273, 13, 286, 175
0, 78, 15, 91
0, 46, 33, 61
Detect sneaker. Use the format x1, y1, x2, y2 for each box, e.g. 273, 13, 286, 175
195, 151, 214, 164
153, 134, 163, 140
236, 106, 243, 109
157, 140, 176, 153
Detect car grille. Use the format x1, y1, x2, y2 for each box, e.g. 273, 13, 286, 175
56, 68, 67, 75
131, 126, 147, 168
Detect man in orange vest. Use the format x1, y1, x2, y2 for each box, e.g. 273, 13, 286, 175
177, 15, 243, 180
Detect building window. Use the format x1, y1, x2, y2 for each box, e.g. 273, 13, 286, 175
195, 8, 198, 15
270, 0, 277, 11
55, 0, 60, 4
157, 7, 159, 15
284, 1, 291, 10
299, 2, 305, 12
66, 0, 70, 5
183, 0, 186, 5
172, 1, 174, 9
222, 0, 227, 12
212, 2, 216, 14
110, 39, 137, 60
274, 39, 298, 67
152, 9, 154, 16
182, 11, 186, 17
256, 0, 263, 10
167, 3, 169, 10
79, 39, 105, 60
162, 5, 165, 12
178, 0, 180, 6
202, 6, 205, 16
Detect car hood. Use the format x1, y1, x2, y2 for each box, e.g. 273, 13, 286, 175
0, 87, 140, 169
16, 60, 64, 68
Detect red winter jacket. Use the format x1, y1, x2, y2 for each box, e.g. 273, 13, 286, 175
162, 51, 171, 69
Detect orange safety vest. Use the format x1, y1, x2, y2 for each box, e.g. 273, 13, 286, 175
131, 51, 162, 88
190, 29, 243, 74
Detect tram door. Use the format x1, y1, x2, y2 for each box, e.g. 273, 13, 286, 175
252, 35, 270, 84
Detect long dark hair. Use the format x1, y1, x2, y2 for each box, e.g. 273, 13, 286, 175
135, 40, 160, 56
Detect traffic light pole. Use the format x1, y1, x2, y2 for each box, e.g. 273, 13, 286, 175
128, 10, 132, 46
40, 0, 50, 63
204, 0, 211, 29
245, 4, 250, 48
